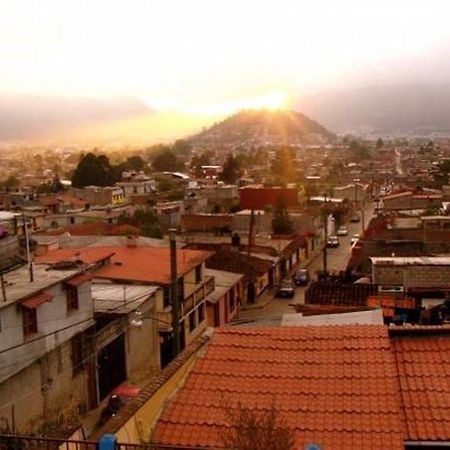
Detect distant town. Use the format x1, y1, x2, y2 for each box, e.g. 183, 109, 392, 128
2, 109, 450, 449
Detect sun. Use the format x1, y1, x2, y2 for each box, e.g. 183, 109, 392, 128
245, 90, 288, 110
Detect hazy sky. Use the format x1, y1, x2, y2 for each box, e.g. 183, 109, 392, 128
1, 0, 450, 115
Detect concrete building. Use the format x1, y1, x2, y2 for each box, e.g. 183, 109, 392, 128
0, 263, 95, 432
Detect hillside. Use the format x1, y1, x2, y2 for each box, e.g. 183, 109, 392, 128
189, 109, 336, 146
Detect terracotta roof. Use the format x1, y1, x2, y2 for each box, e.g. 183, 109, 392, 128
21, 291, 53, 309
35, 248, 115, 265
152, 326, 404, 450
305, 281, 378, 306
65, 273, 92, 287
205, 249, 272, 279
392, 331, 450, 442
37, 246, 212, 285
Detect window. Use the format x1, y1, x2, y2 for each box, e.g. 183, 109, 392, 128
163, 286, 170, 308
23, 308, 37, 336
189, 311, 196, 332
195, 265, 202, 284
198, 303, 205, 323
66, 286, 79, 311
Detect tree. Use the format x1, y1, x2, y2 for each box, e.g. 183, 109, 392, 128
118, 208, 163, 239
270, 146, 296, 184
71, 152, 115, 188
219, 153, 240, 184
173, 139, 192, 155
272, 200, 293, 235
125, 155, 145, 171
376, 138, 384, 148
220, 401, 295, 450
0, 175, 20, 190
152, 149, 182, 172
190, 151, 213, 177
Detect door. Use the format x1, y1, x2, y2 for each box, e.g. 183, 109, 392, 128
97, 334, 127, 400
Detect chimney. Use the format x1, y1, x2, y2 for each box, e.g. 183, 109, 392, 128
127, 235, 138, 247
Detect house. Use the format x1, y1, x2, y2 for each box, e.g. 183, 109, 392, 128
36, 245, 213, 367
205, 249, 272, 302
72, 186, 125, 207
204, 268, 244, 326
91, 324, 450, 449
116, 171, 155, 199
305, 281, 378, 306
382, 191, 442, 211
0, 263, 95, 432
151, 326, 404, 449
90, 282, 160, 399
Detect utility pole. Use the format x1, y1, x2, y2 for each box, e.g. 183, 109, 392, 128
322, 193, 328, 276
22, 213, 33, 282
247, 209, 256, 303
169, 229, 181, 358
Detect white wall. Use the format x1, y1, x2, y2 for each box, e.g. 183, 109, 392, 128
0, 279, 94, 384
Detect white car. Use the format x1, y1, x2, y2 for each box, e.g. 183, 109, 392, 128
350, 234, 360, 245
337, 226, 348, 236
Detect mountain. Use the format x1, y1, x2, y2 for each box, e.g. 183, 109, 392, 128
297, 84, 450, 136
0, 94, 151, 142
189, 109, 336, 146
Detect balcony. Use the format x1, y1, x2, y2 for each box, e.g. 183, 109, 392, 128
182, 275, 215, 316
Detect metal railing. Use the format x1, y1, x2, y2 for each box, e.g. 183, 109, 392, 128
0, 434, 97, 450
0, 434, 224, 450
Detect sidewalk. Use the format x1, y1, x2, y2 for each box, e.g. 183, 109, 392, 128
241, 245, 323, 311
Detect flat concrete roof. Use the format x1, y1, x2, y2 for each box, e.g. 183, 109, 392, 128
371, 256, 450, 266
0, 264, 87, 310
281, 309, 383, 326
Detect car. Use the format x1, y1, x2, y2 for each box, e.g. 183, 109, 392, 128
293, 268, 310, 286
276, 279, 295, 298
350, 215, 361, 223
336, 226, 348, 236
350, 234, 360, 245
99, 385, 142, 425
327, 235, 340, 248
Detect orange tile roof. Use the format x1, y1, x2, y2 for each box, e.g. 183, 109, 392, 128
36, 246, 212, 285
392, 333, 450, 442
152, 326, 404, 450
35, 247, 115, 265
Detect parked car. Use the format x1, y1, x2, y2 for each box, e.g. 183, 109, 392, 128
350, 215, 360, 223
337, 226, 348, 236
327, 235, 340, 248
350, 234, 360, 245
293, 269, 310, 286
276, 279, 295, 298
99, 385, 142, 425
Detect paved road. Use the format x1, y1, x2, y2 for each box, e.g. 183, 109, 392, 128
236, 204, 375, 323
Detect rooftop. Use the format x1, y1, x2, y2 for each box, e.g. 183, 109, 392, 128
0, 263, 88, 310
204, 269, 243, 304
152, 325, 404, 449
281, 309, 384, 326
91, 283, 159, 314
371, 256, 450, 266
37, 246, 212, 285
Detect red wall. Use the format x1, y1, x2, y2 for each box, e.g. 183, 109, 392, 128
239, 188, 298, 209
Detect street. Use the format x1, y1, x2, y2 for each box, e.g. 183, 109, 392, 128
235, 203, 374, 323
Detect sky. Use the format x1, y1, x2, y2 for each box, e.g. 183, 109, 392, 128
1, 0, 450, 117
